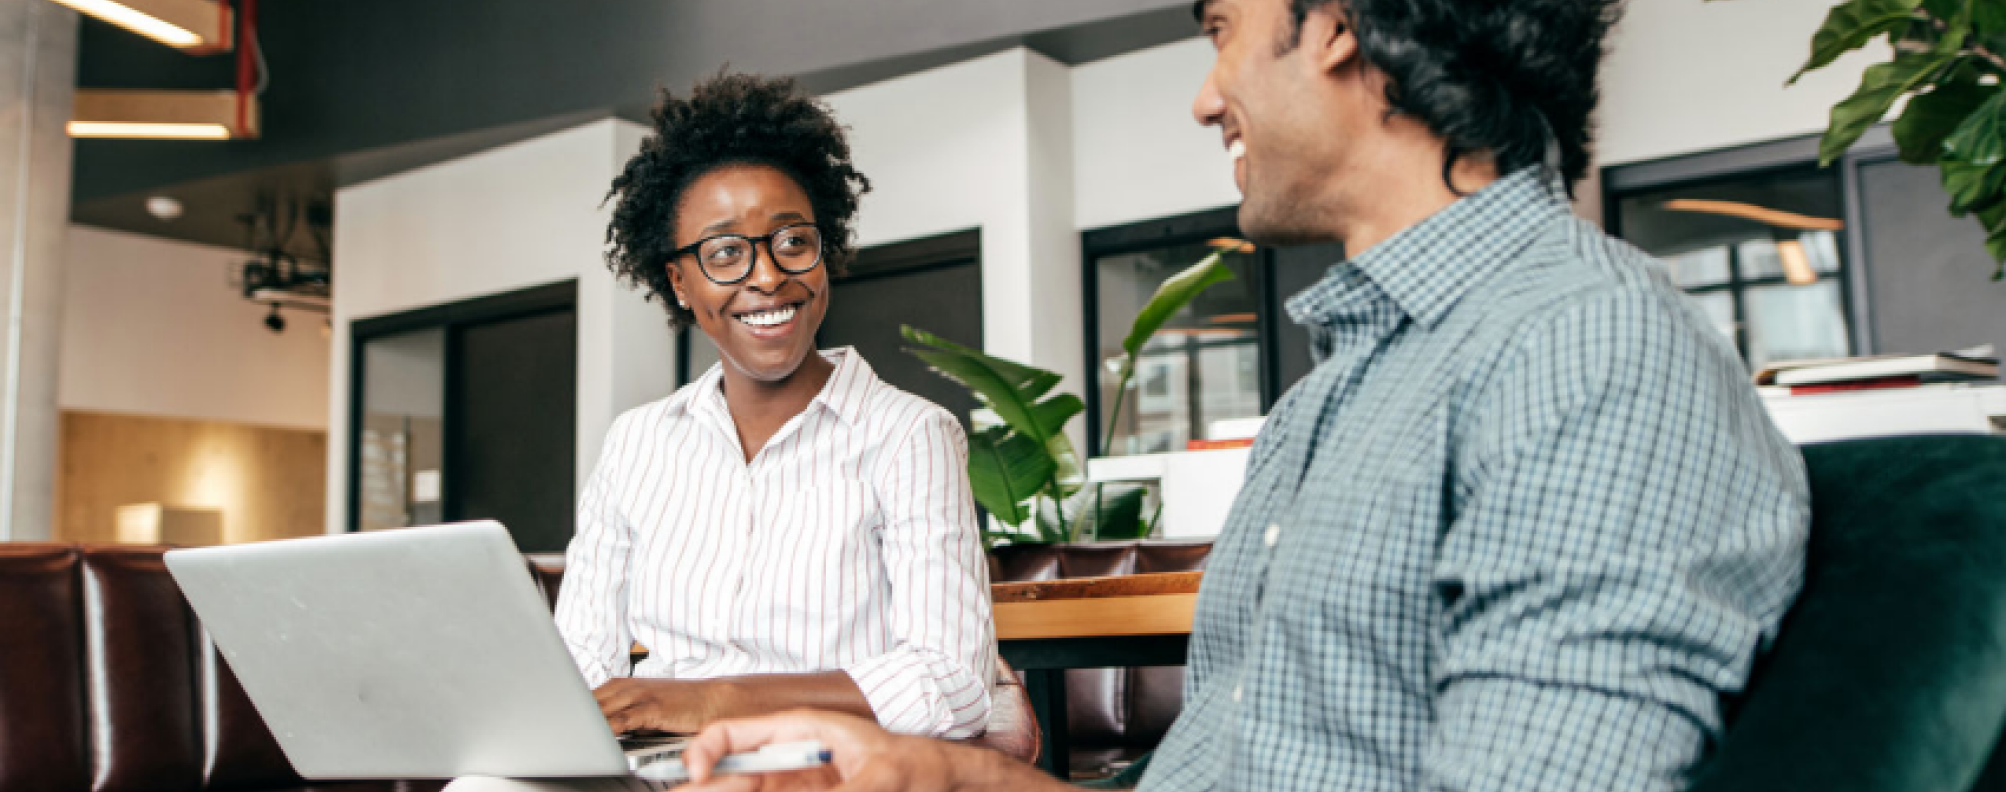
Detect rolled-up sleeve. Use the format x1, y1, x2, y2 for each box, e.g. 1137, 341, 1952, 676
554, 413, 637, 689
1425, 290, 1810, 791
846, 407, 997, 739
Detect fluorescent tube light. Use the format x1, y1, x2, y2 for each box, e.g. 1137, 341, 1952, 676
1661, 199, 1845, 232
70, 90, 257, 140
1775, 239, 1820, 286
67, 122, 232, 139
46, 0, 232, 51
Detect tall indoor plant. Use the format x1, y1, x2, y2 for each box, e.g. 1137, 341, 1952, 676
1779, 0, 2006, 277
902, 249, 1236, 546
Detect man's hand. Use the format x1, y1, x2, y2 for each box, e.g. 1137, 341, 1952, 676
594, 678, 727, 735
678, 709, 1066, 792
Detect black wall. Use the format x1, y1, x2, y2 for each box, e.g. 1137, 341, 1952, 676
72, 0, 1194, 203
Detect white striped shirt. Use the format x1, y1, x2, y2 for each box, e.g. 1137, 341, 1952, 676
554, 347, 996, 739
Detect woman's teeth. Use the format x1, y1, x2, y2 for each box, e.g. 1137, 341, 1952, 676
739, 306, 797, 328
1228, 140, 1246, 161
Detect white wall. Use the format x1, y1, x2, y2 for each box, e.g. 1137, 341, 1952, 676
59, 226, 330, 430
1072, 38, 1238, 230
825, 48, 1089, 452
1069, 3, 1883, 205
328, 117, 673, 533
1597, 0, 1877, 166
320, 10, 1882, 530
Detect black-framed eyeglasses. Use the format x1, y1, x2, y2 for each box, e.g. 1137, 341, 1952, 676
670, 223, 824, 285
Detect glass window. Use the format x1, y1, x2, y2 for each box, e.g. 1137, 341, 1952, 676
1613, 166, 1854, 369
357, 328, 445, 531
1093, 241, 1263, 456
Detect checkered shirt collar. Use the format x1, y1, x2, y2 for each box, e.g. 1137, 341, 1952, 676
1287, 167, 1563, 331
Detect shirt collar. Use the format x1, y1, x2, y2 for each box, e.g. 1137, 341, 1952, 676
668, 346, 874, 428
1287, 167, 1563, 331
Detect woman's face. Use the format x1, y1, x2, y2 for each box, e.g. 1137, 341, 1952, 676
667, 164, 832, 384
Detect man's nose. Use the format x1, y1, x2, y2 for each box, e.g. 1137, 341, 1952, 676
1192, 67, 1225, 128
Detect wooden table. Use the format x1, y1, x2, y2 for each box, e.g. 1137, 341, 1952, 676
992, 571, 1201, 778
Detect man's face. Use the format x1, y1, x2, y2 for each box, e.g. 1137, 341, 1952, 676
1192, 0, 1349, 245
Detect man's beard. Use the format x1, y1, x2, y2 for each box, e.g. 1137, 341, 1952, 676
1236, 169, 1341, 248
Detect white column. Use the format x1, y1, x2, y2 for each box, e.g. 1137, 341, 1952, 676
0, 0, 77, 541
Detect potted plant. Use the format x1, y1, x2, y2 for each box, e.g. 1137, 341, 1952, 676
902, 249, 1238, 546
1778, 0, 2006, 277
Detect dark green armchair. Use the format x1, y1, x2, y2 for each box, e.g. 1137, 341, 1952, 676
1690, 433, 2006, 792
1084, 433, 2006, 791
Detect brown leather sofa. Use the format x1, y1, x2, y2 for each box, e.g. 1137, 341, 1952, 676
987, 540, 1213, 780
0, 544, 1038, 792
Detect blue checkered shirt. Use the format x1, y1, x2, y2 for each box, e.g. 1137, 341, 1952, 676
1136, 169, 1810, 792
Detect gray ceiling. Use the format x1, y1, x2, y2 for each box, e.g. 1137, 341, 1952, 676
69, 0, 1198, 258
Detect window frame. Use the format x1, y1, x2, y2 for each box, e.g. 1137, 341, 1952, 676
1082, 205, 1305, 458
1601, 127, 1895, 359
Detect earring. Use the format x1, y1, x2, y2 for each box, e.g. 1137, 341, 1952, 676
676, 295, 688, 309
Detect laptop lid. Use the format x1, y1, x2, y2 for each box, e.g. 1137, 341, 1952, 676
166, 521, 630, 779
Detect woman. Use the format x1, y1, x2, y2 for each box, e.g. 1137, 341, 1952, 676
554, 74, 995, 740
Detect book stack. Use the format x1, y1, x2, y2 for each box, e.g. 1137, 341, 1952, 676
1757, 346, 1999, 396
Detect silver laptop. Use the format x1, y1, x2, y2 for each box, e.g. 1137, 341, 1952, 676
166, 521, 680, 780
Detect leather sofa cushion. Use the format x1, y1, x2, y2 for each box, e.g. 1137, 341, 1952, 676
0, 545, 90, 792
81, 546, 204, 792
523, 555, 566, 613
201, 634, 302, 791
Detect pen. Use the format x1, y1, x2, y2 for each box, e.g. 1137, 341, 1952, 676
633, 740, 832, 784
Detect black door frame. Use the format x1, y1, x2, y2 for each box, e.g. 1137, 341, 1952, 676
347, 279, 578, 532
1082, 205, 1298, 459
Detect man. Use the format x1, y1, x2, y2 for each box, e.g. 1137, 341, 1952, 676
679, 0, 1810, 789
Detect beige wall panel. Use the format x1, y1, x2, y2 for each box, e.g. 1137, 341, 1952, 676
57, 410, 326, 544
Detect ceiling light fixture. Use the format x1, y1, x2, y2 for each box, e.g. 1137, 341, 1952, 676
1661, 199, 1845, 232
1775, 239, 1821, 286
46, 0, 233, 52
69, 89, 258, 140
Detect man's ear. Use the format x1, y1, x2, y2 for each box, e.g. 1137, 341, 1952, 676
1298, 6, 1358, 75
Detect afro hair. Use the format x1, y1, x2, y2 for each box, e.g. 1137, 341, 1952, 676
604, 73, 871, 329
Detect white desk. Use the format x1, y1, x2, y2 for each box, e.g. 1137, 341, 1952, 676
1761, 384, 2006, 444
1087, 447, 1250, 538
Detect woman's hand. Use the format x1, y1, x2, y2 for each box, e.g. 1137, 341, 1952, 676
596, 672, 875, 738
593, 678, 730, 735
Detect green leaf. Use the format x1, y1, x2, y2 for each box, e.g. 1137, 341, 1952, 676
1121, 251, 1237, 360
1981, 202, 2006, 270
966, 426, 1055, 527
1941, 158, 2006, 215
1974, 0, 2006, 41
1031, 484, 1150, 543
1943, 87, 2006, 167
1792, 0, 1924, 84
1046, 431, 1085, 493
1822, 47, 1964, 165
1892, 69, 1994, 164
1079, 485, 1150, 542
902, 326, 1065, 445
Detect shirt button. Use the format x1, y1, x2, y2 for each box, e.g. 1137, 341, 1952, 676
1264, 524, 1281, 547
1232, 684, 1244, 703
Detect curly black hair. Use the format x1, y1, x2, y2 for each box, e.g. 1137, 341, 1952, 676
604, 73, 871, 329
1274, 0, 1621, 197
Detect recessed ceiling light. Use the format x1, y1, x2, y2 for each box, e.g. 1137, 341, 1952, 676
145, 196, 184, 221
